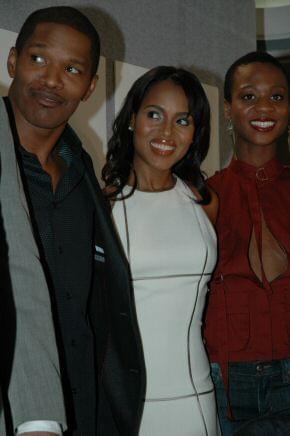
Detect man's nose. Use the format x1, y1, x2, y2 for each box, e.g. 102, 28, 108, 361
40, 65, 64, 89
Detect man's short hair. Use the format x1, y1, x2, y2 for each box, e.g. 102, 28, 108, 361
15, 6, 100, 76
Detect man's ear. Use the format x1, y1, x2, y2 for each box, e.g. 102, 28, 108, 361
82, 74, 98, 102
224, 99, 232, 121
7, 47, 17, 79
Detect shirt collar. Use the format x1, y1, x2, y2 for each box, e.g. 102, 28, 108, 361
59, 124, 82, 163
19, 123, 82, 166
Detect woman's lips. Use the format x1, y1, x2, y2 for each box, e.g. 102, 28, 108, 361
250, 119, 276, 132
149, 139, 176, 156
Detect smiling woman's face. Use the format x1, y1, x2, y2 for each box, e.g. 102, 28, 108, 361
225, 62, 289, 152
131, 79, 195, 177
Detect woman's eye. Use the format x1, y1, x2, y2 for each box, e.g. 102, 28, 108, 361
31, 54, 45, 64
271, 94, 284, 102
177, 117, 190, 126
66, 66, 80, 75
147, 111, 161, 120
241, 94, 255, 101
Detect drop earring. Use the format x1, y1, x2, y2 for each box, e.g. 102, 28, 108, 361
226, 119, 236, 147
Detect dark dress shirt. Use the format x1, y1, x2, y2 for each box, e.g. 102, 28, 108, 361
18, 126, 97, 435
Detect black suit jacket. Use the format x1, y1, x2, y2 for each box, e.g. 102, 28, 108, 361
82, 153, 146, 436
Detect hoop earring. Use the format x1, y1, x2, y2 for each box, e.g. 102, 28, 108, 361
226, 119, 236, 147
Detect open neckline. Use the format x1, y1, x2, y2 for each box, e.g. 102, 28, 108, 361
125, 177, 178, 194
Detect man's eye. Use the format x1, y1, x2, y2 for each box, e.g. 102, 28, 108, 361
271, 94, 284, 101
241, 94, 255, 101
66, 66, 80, 75
31, 55, 45, 64
147, 111, 161, 120
177, 117, 190, 126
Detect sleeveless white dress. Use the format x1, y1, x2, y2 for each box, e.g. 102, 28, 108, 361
112, 177, 220, 436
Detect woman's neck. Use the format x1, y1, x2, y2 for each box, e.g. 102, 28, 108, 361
235, 143, 277, 168
128, 169, 176, 192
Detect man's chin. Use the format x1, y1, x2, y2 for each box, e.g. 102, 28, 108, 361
28, 116, 69, 131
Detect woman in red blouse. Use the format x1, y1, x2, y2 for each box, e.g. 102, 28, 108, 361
204, 51, 290, 435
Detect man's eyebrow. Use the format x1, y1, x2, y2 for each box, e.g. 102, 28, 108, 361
68, 58, 87, 67
26, 42, 47, 49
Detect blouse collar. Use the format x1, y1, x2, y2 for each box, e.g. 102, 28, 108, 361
228, 156, 284, 183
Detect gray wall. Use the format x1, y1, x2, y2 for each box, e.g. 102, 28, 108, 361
0, 0, 256, 166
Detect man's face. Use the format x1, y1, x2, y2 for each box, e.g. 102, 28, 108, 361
7, 22, 97, 133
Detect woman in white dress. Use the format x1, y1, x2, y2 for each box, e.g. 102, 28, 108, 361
102, 66, 220, 435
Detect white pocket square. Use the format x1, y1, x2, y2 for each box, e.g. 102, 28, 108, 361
95, 245, 104, 254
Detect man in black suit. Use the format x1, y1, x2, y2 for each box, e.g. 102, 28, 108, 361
5, 6, 145, 435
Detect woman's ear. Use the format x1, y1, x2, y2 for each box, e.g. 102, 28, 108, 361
129, 113, 136, 131
224, 100, 232, 121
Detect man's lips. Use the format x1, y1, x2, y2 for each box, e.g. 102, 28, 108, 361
250, 119, 276, 132
30, 89, 65, 107
149, 138, 176, 156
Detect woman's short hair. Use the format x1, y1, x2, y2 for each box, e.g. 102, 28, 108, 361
102, 66, 211, 204
224, 51, 289, 103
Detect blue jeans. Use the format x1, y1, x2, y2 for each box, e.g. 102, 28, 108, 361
211, 359, 290, 435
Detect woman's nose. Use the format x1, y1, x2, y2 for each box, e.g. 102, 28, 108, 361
254, 96, 274, 114
162, 119, 173, 137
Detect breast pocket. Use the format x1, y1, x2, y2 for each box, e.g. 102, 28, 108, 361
94, 243, 106, 272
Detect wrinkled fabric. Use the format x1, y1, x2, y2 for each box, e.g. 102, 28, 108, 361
204, 157, 290, 388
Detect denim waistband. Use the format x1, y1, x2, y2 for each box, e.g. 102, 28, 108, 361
212, 358, 290, 376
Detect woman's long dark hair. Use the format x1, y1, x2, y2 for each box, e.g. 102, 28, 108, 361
102, 66, 211, 204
